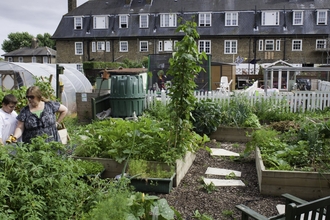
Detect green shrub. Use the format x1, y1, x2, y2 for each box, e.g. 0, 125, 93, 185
0, 136, 99, 219
191, 99, 222, 135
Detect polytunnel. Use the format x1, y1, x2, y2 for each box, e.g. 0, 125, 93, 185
0, 62, 93, 113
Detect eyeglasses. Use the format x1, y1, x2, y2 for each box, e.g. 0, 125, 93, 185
26, 95, 35, 99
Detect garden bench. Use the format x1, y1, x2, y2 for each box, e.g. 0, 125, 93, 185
236, 193, 330, 220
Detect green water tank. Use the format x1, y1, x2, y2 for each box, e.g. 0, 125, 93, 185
110, 75, 145, 117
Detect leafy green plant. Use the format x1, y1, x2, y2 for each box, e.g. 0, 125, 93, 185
74, 159, 104, 176
191, 99, 222, 135
0, 135, 105, 219
72, 116, 209, 164
82, 190, 175, 220
166, 18, 207, 149
222, 209, 234, 217
225, 172, 237, 179
203, 181, 218, 194
192, 210, 214, 220
128, 159, 174, 179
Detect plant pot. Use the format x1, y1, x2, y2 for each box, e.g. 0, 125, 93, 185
256, 147, 330, 200
129, 173, 176, 194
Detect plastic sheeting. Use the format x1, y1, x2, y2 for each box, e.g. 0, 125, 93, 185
0, 62, 93, 113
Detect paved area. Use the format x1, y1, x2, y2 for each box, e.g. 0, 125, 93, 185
203, 148, 245, 187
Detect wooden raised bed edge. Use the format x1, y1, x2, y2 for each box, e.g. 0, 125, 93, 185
209, 126, 256, 143
72, 151, 196, 187
256, 147, 330, 200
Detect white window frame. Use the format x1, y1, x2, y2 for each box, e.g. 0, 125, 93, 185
258, 40, 263, 51
317, 10, 327, 25
31, 56, 37, 63
265, 40, 274, 51
262, 11, 280, 26
18, 57, 24, 63
160, 14, 177, 27
97, 41, 105, 51
92, 42, 96, 52
139, 14, 149, 28
140, 41, 148, 52
77, 64, 83, 73
199, 13, 211, 27
106, 41, 110, 52
198, 40, 211, 54
225, 12, 238, 26
276, 39, 281, 51
42, 56, 48, 63
316, 39, 327, 49
75, 42, 83, 55
158, 41, 163, 52
93, 16, 108, 29
224, 40, 237, 54
119, 14, 128, 28
120, 41, 128, 52
7, 57, 12, 62
292, 39, 302, 51
74, 16, 83, 29
293, 11, 303, 25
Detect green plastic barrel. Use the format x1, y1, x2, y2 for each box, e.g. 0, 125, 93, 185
110, 75, 145, 117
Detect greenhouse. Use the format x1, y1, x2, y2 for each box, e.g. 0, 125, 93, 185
0, 62, 93, 113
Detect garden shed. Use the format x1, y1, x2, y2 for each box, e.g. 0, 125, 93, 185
0, 62, 93, 113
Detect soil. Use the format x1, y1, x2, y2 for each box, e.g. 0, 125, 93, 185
158, 140, 285, 220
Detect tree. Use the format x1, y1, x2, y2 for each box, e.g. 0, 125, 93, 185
37, 33, 56, 49
1, 32, 55, 53
1, 32, 33, 53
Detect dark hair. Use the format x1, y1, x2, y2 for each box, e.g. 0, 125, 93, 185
2, 94, 17, 105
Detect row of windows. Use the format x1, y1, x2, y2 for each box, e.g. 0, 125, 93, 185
74, 10, 328, 30
75, 39, 327, 55
7, 57, 50, 63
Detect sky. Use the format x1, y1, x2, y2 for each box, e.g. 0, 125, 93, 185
0, 0, 89, 58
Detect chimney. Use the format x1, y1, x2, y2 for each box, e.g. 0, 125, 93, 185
68, 0, 77, 13
31, 38, 39, 49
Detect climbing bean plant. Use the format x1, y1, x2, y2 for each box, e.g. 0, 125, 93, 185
166, 19, 207, 148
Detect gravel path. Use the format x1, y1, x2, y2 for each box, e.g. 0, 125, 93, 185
158, 141, 284, 220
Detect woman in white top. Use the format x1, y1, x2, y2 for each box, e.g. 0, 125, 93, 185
0, 94, 18, 145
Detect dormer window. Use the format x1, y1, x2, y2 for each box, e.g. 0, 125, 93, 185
119, 15, 128, 28
262, 11, 279, 26
160, 14, 177, 27
93, 16, 108, 29
225, 12, 238, 26
74, 17, 83, 29
140, 14, 149, 28
293, 11, 303, 25
199, 13, 211, 27
317, 10, 327, 25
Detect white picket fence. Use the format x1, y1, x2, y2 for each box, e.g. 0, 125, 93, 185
145, 85, 330, 113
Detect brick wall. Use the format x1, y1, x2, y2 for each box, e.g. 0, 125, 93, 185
56, 37, 326, 65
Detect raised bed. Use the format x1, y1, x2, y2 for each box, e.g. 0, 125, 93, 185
72, 151, 195, 187
209, 126, 255, 143
256, 147, 330, 200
